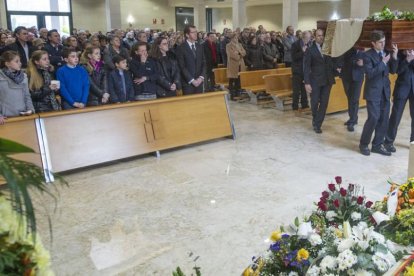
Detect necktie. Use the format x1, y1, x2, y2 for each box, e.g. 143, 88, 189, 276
191, 44, 196, 58
378, 51, 383, 60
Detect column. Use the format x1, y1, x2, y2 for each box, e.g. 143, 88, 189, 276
105, 0, 122, 31
282, 0, 298, 31
232, 0, 246, 30
194, 0, 206, 31
350, 0, 369, 19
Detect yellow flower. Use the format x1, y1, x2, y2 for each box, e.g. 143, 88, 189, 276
270, 231, 282, 242
334, 228, 343, 238
296, 248, 309, 261
404, 263, 414, 276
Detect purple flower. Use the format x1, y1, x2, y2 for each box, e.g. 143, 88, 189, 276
322, 191, 330, 199
333, 199, 340, 208
270, 242, 281, 251
340, 187, 347, 197
328, 183, 336, 192
348, 184, 355, 192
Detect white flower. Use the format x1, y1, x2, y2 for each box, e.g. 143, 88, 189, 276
297, 222, 313, 238
371, 231, 385, 244
326, 211, 337, 221
355, 269, 375, 276
351, 212, 361, 221
307, 265, 321, 276
357, 221, 368, 229
386, 239, 397, 253
372, 253, 388, 272
337, 249, 357, 271
337, 238, 355, 252
288, 272, 299, 276
309, 233, 322, 246
356, 240, 369, 250
320, 255, 337, 273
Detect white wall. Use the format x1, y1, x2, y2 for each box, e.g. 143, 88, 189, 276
247, 5, 283, 32
72, 0, 107, 33
298, 0, 350, 31
120, 0, 175, 31
212, 8, 232, 32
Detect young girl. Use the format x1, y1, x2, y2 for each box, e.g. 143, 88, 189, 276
81, 46, 109, 106
0, 50, 35, 124
26, 50, 61, 113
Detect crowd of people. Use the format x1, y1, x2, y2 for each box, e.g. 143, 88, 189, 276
0, 23, 413, 157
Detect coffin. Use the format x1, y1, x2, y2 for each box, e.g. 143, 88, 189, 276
355, 20, 414, 50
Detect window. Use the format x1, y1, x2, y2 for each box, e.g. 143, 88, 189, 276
6, 0, 70, 12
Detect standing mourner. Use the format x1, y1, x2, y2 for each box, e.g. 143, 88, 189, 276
359, 30, 398, 156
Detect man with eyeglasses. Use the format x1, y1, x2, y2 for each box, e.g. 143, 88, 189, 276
176, 25, 206, 95
0, 26, 33, 68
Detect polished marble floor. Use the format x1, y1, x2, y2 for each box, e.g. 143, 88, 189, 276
35, 101, 412, 275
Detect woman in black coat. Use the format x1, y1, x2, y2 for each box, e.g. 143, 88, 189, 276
150, 37, 181, 97
246, 36, 264, 71
129, 42, 158, 100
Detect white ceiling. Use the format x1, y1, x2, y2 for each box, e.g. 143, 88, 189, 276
169, 0, 342, 8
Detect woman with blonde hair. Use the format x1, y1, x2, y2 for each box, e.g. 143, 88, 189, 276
226, 32, 246, 100
26, 50, 60, 112
80, 46, 109, 106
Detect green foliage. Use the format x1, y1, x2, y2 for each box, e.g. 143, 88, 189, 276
368, 5, 414, 21
379, 209, 414, 246
0, 138, 66, 238
0, 232, 36, 275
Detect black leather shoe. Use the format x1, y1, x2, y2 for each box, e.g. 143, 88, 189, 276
384, 143, 396, 153
359, 145, 370, 156
314, 127, 322, 134
371, 145, 391, 156
344, 121, 350, 126
347, 124, 354, 132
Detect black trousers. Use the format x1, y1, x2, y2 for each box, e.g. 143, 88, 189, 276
310, 84, 332, 128
205, 68, 216, 92
182, 83, 204, 95
385, 91, 414, 144
342, 79, 363, 125
360, 93, 390, 148
292, 74, 309, 109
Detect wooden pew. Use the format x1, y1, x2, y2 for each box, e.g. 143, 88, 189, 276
263, 73, 293, 110
239, 68, 292, 104
36, 92, 234, 173
213, 68, 229, 89
0, 115, 46, 184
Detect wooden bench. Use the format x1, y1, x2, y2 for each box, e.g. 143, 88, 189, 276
239, 68, 292, 104
213, 68, 229, 90
263, 73, 293, 110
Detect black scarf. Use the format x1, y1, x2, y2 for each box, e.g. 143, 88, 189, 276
2, 68, 25, 84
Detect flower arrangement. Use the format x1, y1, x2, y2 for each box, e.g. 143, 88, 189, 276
308, 222, 397, 275
244, 177, 407, 276
313, 176, 375, 229
368, 6, 414, 21
0, 195, 53, 275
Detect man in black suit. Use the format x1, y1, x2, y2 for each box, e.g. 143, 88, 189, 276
176, 25, 206, 95
304, 29, 338, 133
359, 30, 398, 156
291, 30, 311, 110
203, 32, 218, 92
384, 49, 414, 152
340, 47, 365, 132
1, 26, 33, 68
44, 29, 64, 69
